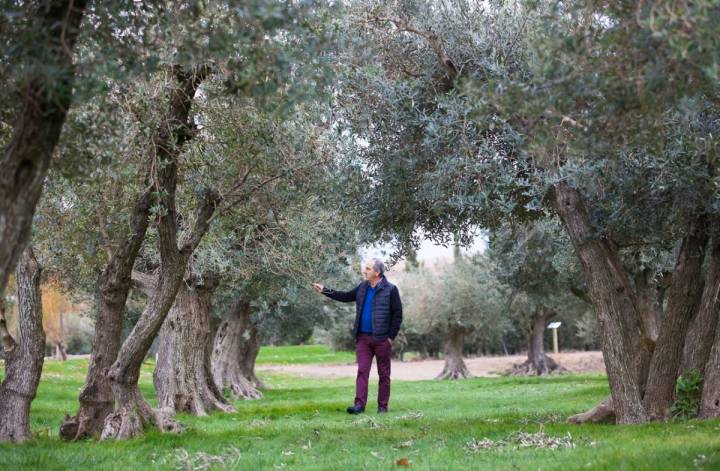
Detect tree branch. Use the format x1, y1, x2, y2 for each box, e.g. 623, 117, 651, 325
180, 189, 222, 255
153, 63, 215, 264
372, 15, 459, 81
130, 271, 158, 297
569, 284, 592, 304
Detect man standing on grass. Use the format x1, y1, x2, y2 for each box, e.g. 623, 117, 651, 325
312, 258, 403, 414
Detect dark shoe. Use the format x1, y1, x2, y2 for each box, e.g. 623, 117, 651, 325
347, 405, 365, 414
377, 407, 388, 414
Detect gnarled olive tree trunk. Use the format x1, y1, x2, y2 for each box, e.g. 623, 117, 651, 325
211, 300, 262, 399
699, 240, 720, 419
700, 322, 720, 418
643, 215, 708, 419
240, 321, 265, 389
681, 237, 720, 376
59, 191, 152, 440
152, 275, 234, 415
554, 182, 648, 424
510, 307, 564, 375
100, 65, 218, 440
561, 197, 711, 424
0, 0, 86, 303
567, 257, 661, 423
102, 182, 219, 440
0, 247, 45, 442
436, 327, 471, 380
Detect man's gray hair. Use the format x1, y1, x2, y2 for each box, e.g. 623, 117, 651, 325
368, 258, 386, 276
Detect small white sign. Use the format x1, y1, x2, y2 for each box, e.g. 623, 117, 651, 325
547, 321, 562, 329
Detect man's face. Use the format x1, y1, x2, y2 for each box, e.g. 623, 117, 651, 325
362, 262, 380, 282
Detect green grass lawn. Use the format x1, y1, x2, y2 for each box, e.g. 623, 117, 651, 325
1, 345, 719, 470
256, 344, 355, 365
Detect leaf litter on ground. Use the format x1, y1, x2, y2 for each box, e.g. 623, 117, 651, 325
393, 411, 424, 420
172, 446, 242, 471
351, 416, 383, 428
465, 426, 574, 454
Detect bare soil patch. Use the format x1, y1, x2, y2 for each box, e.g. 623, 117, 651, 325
258, 351, 605, 381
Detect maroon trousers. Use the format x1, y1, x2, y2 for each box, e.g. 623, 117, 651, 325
355, 333, 392, 409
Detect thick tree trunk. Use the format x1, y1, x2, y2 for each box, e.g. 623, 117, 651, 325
0, 0, 86, 301
153, 276, 234, 415
567, 261, 695, 424
553, 182, 647, 424
102, 207, 218, 441
510, 308, 564, 375
59, 190, 152, 441
211, 300, 262, 399
436, 328, 471, 380
634, 269, 661, 346
699, 242, 720, 419
633, 268, 662, 395
0, 247, 45, 442
100, 382, 181, 440
101, 259, 189, 440
643, 216, 708, 419
101, 65, 218, 440
681, 237, 720, 376
240, 322, 265, 389
54, 342, 68, 361
700, 320, 720, 418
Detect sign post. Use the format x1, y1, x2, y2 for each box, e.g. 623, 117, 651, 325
547, 321, 562, 354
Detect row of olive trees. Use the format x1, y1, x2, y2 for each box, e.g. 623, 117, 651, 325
0, 0, 361, 443
396, 241, 596, 379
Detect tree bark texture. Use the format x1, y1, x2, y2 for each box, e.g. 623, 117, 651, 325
565, 224, 718, 424
700, 238, 720, 419
102, 186, 219, 440
211, 300, 262, 399
101, 65, 219, 440
0, 247, 45, 442
59, 148, 154, 438
643, 216, 708, 419
0, 0, 86, 301
436, 328, 471, 380
634, 269, 661, 348
153, 276, 234, 415
240, 321, 265, 389
510, 308, 564, 376
632, 268, 662, 394
681, 237, 720, 376
700, 318, 720, 418
553, 182, 647, 424
569, 269, 663, 425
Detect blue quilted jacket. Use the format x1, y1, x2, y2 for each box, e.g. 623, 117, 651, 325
322, 277, 403, 341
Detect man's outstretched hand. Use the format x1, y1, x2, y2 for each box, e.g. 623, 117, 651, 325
311, 283, 324, 294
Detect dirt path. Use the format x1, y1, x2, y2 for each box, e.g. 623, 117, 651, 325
258, 351, 605, 381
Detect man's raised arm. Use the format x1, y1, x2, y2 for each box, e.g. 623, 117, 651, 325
312, 282, 358, 302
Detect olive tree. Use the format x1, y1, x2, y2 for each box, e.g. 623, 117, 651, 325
489, 220, 589, 374
45, 0, 344, 440
402, 255, 509, 379
334, 0, 720, 424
